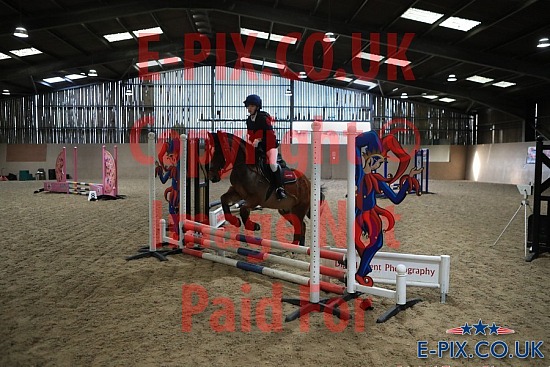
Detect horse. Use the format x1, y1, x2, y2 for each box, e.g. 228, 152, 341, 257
206, 131, 322, 246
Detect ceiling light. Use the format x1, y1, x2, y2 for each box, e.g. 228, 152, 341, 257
400, 92, 408, 99
285, 88, 292, 96
240, 57, 285, 70
0, 53, 11, 60
9, 47, 42, 57
241, 27, 270, 39
439, 17, 481, 32
400, 8, 444, 24
355, 52, 384, 61
103, 32, 133, 42
466, 75, 494, 84
158, 57, 182, 65
136, 60, 159, 69
2, 89, 10, 95
65, 73, 87, 80
385, 58, 411, 67
492, 81, 516, 88
537, 37, 550, 48
447, 74, 457, 82
323, 32, 336, 43
335, 76, 353, 82
353, 79, 377, 89
43, 77, 66, 84
439, 97, 456, 103
13, 26, 28, 38
298, 71, 307, 79
133, 27, 163, 37
422, 94, 438, 100
240, 27, 298, 44
87, 69, 98, 77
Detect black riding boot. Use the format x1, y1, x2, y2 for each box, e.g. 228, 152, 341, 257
273, 166, 287, 200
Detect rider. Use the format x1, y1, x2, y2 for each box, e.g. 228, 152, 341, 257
244, 94, 287, 200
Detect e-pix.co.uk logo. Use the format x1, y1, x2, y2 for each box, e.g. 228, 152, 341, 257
417, 319, 544, 360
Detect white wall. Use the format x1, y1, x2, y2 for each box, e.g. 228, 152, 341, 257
465, 141, 550, 185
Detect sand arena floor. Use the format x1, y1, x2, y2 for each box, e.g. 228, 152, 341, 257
0, 178, 549, 367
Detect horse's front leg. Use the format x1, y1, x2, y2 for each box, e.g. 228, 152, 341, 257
221, 186, 242, 228
240, 202, 261, 231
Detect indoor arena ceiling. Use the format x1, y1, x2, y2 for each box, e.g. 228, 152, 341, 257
0, 0, 549, 120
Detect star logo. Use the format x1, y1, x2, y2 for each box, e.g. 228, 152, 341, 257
473, 319, 488, 335
461, 323, 472, 335
446, 320, 515, 335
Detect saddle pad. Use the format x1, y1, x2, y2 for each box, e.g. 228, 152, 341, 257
282, 169, 297, 184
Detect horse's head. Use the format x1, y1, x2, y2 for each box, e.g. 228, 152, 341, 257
207, 131, 224, 183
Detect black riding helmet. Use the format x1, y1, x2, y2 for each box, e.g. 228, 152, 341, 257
243, 94, 262, 109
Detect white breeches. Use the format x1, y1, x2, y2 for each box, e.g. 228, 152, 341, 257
267, 148, 278, 172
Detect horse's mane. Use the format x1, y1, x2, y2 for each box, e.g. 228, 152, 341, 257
211, 131, 250, 154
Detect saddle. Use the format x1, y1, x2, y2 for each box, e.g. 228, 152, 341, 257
256, 148, 297, 185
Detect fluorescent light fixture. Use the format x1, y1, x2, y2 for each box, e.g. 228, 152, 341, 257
422, 94, 438, 99
240, 27, 297, 44
136, 60, 159, 68
353, 79, 377, 89
400, 92, 408, 99
240, 57, 285, 69
13, 26, 28, 38
323, 32, 336, 43
447, 74, 457, 82
298, 71, 307, 79
159, 57, 182, 65
335, 76, 353, 82
87, 69, 98, 77
65, 73, 87, 80
401, 8, 444, 24
439, 17, 480, 32
270, 33, 298, 44
241, 27, 269, 39
0, 52, 11, 60
133, 27, 163, 37
356, 52, 384, 61
264, 60, 285, 69
385, 58, 411, 67
439, 97, 456, 103
103, 32, 133, 42
2, 89, 10, 95
537, 37, 550, 48
43, 77, 66, 83
9, 47, 42, 57
492, 81, 516, 88
466, 75, 494, 84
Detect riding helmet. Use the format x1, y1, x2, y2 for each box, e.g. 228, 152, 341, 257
243, 94, 262, 109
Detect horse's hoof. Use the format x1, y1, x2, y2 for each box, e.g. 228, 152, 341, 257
355, 275, 374, 287
359, 297, 374, 310
245, 221, 260, 231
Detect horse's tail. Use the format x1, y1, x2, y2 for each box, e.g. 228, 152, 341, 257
307, 184, 326, 219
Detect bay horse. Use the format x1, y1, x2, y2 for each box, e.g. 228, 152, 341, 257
206, 131, 322, 246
